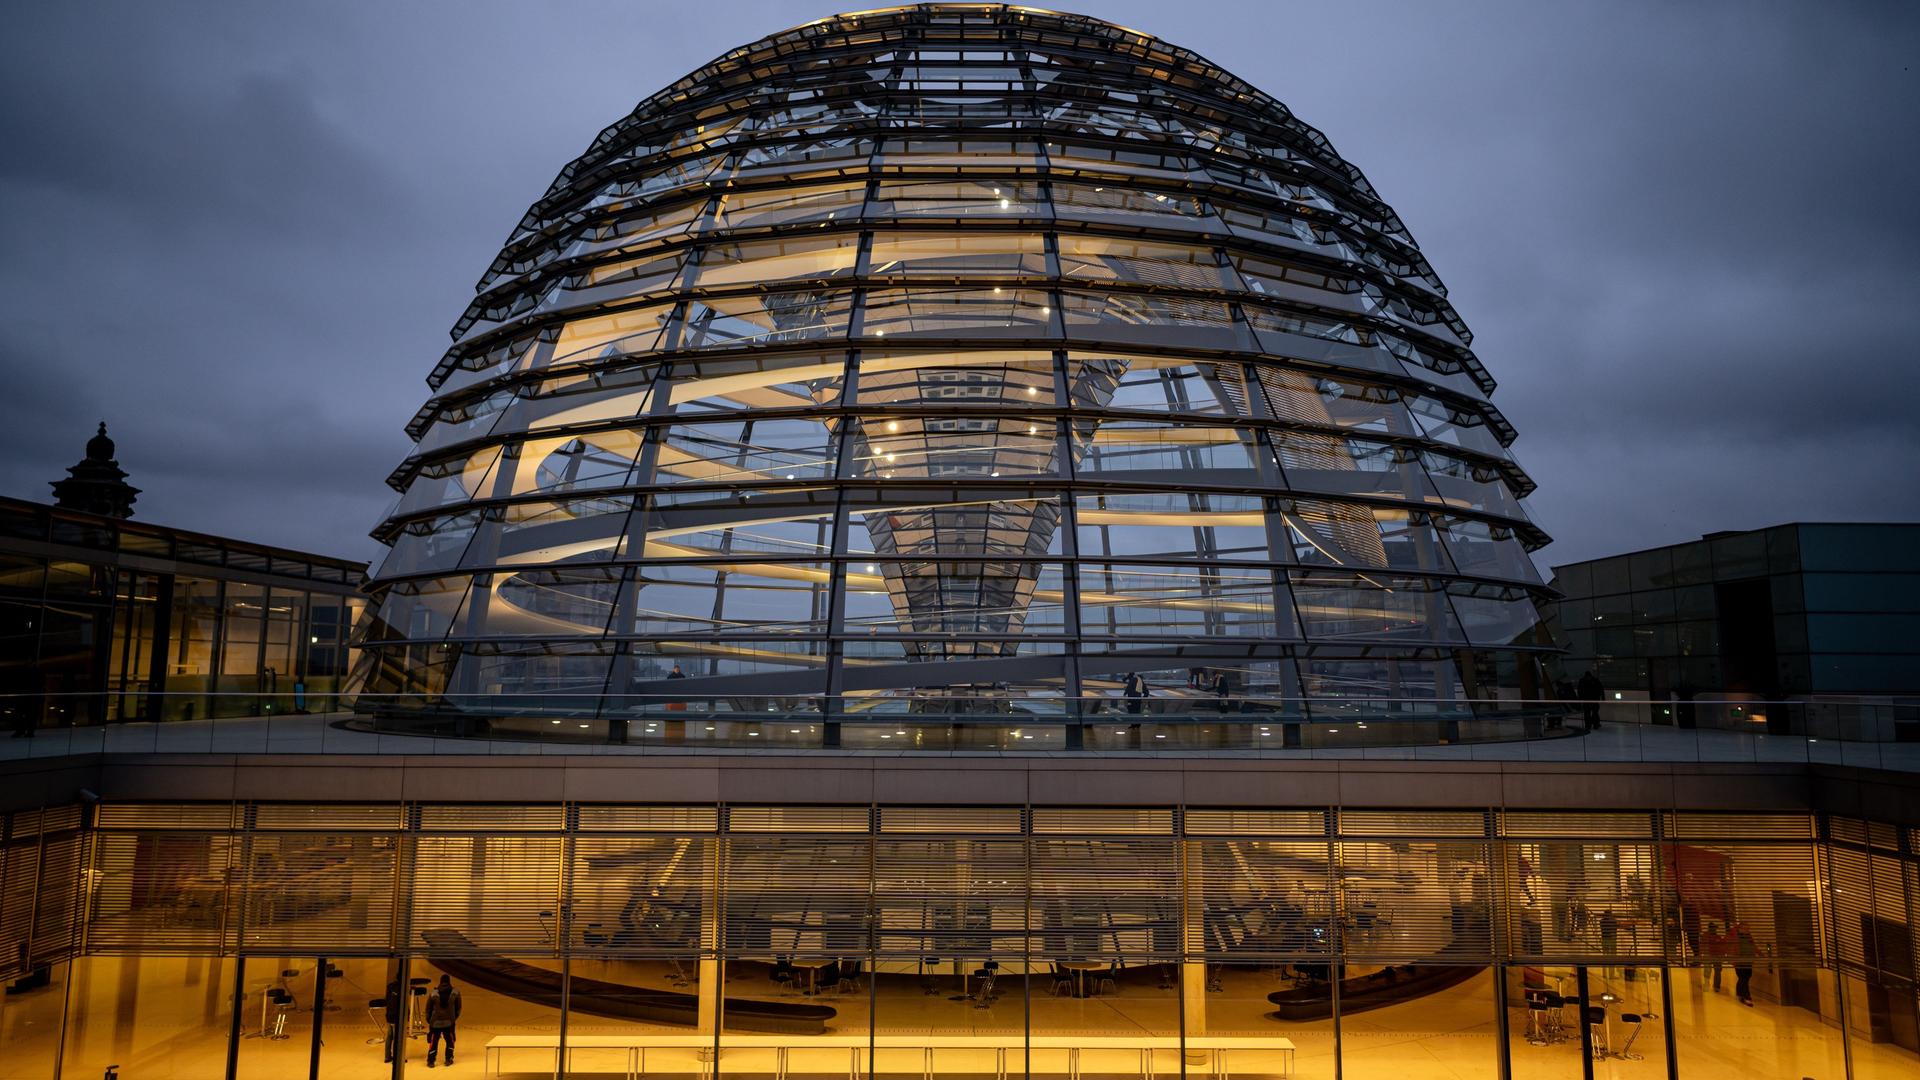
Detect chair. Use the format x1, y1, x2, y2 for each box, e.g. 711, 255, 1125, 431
836, 959, 863, 994
1585, 1005, 1608, 1058
1049, 963, 1074, 997
1616, 1013, 1644, 1060
1097, 964, 1119, 996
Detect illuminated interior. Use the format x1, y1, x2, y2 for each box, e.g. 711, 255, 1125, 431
5, 801, 1915, 1079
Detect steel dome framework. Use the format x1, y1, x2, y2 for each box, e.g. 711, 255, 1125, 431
353, 3, 1556, 744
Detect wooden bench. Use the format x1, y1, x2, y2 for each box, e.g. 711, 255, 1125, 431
484, 1033, 1296, 1079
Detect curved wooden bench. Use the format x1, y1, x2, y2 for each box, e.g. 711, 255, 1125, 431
1267, 963, 1482, 1020
420, 930, 835, 1034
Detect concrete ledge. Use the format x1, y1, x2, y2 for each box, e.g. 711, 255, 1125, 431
4, 752, 1899, 818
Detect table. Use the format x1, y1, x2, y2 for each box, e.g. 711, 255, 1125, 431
791, 958, 835, 996
1059, 961, 1108, 998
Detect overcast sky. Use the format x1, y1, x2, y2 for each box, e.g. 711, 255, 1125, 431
2, 1, 1915, 571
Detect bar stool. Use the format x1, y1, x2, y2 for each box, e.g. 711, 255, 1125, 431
1616, 1013, 1644, 1060
1585, 1005, 1609, 1058
972, 965, 997, 1007
407, 979, 430, 1036
318, 964, 343, 1012
365, 997, 389, 1046
265, 988, 295, 1040
1523, 989, 1550, 1045
1540, 993, 1568, 1043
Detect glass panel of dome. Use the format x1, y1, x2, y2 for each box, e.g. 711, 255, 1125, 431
613, 563, 832, 635
868, 179, 1046, 218
846, 415, 1058, 479
544, 302, 676, 369
877, 136, 1042, 169
855, 350, 1056, 406
727, 135, 870, 181
665, 352, 847, 413
1273, 432, 1435, 501
1406, 395, 1511, 458
356, 575, 472, 643
1059, 289, 1246, 349
473, 567, 625, 638
632, 486, 837, 561
1045, 139, 1197, 181
1280, 501, 1451, 573
495, 366, 662, 434
612, 149, 728, 198
842, 560, 1066, 636
690, 232, 861, 289
859, 286, 1054, 339
437, 328, 551, 394
1419, 453, 1527, 521
707, 181, 866, 231
573, 249, 685, 292
1301, 656, 1472, 720
1291, 571, 1468, 644
677, 290, 853, 349
1242, 301, 1368, 347
513, 433, 644, 496
1258, 368, 1422, 437
604, 639, 829, 708
651, 419, 838, 486
1077, 563, 1286, 639
1435, 517, 1543, 585
844, 489, 1066, 558
1083, 353, 1251, 415
579, 197, 705, 254
864, 231, 1048, 277
1384, 336, 1492, 401
1447, 583, 1550, 648
1051, 182, 1216, 231
462, 494, 636, 568
1233, 253, 1358, 304
378, 510, 483, 578
414, 387, 514, 455
1056, 236, 1231, 289
1071, 421, 1268, 479
394, 445, 503, 517
444, 641, 614, 705
1075, 491, 1271, 561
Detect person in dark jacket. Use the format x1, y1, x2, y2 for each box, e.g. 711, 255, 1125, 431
1123, 673, 1147, 715
1576, 670, 1604, 730
425, 974, 462, 1067
1730, 922, 1758, 1005
382, 978, 402, 1064
1211, 671, 1231, 712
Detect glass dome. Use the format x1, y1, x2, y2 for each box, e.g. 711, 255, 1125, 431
352, 4, 1556, 745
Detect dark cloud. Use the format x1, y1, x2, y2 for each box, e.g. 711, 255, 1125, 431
1, 1, 1915, 570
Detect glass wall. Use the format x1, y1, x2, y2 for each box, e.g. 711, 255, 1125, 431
6, 803, 1918, 1078
0, 497, 366, 731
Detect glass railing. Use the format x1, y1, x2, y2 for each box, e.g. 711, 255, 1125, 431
1, 691, 1914, 767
